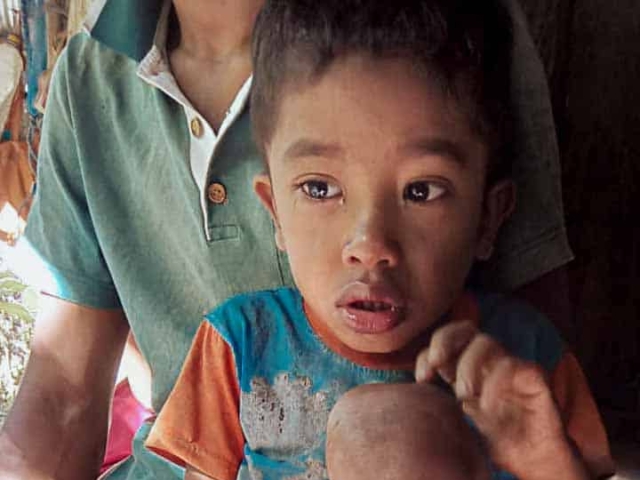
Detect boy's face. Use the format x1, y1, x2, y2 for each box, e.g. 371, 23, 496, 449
255, 55, 514, 354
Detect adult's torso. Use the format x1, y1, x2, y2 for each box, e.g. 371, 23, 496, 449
66, 35, 293, 409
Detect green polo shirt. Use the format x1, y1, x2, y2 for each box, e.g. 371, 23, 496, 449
12, 0, 572, 478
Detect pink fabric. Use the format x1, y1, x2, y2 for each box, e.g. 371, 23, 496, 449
100, 379, 154, 474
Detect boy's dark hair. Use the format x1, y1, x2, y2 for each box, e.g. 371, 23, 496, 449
251, 0, 514, 182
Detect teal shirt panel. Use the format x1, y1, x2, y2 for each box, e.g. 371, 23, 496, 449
206, 288, 565, 480
18, 32, 292, 480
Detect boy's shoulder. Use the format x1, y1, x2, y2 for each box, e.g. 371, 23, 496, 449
201, 288, 566, 372
204, 287, 302, 322
203, 287, 304, 345
473, 291, 566, 372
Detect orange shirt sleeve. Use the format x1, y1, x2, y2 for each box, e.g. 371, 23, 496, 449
146, 321, 245, 480
551, 352, 616, 478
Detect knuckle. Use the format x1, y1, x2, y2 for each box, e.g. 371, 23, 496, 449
475, 333, 503, 353
521, 362, 546, 383
416, 347, 430, 364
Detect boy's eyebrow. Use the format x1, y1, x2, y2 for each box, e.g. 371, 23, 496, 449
281, 137, 469, 164
400, 137, 467, 165
282, 139, 344, 162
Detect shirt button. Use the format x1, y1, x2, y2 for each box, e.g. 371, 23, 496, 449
190, 117, 204, 138
207, 182, 227, 205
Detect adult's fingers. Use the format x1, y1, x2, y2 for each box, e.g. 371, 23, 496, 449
415, 320, 476, 384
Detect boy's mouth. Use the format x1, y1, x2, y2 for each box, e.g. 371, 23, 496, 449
336, 283, 406, 334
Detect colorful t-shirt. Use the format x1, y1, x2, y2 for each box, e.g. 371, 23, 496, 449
146, 288, 614, 480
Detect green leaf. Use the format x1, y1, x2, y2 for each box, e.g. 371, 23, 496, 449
0, 271, 16, 281
0, 279, 27, 295
21, 288, 40, 313
0, 302, 33, 323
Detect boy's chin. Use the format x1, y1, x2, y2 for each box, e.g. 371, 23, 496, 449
340, 331, 413, 355
337, 321, 437, 358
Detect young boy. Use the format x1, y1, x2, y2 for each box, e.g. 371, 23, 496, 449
146, 0, 614, 478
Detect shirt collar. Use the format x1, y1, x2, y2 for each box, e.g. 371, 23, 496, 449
83, 0, 166, 61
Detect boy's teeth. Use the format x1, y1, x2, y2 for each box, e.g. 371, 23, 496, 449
354, 301, 392, 312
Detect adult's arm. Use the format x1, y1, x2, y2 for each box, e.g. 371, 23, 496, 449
475, 0, 576, 339
482, 0, 574, 299
0, 295, 129, 480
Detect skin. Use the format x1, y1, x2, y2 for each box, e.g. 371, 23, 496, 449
170, 0, 264, 130
0, 2, 262, 479
326, 383, 491, 480
0, 297, 128, 480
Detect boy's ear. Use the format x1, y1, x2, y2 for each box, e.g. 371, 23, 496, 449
253, 173, 286, 251
475, 179, 516, 261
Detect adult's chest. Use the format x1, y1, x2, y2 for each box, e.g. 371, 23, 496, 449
76, 92, 293, 406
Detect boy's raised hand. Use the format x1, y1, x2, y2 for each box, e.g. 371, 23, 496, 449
415, 321, 590, 480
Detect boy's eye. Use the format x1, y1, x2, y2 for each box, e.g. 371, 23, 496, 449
403, 181, 447, 203
301, 180, 341, 200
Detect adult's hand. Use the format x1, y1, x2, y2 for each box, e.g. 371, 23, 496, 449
0, 295, 129, 480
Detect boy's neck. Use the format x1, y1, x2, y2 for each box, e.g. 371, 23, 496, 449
304, 305, 435, 372
303, 292, 479, 372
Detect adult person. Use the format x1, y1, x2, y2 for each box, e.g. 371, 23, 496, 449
0, 0, 574, 479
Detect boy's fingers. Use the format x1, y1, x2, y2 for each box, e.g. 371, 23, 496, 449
415, 320, 476, 384
415, 348, 437, 383
461, 396, 484, 424
511, 363, 549, 396
477, 356, 522, 412
462, 357, 526, 438
479, 357, 551, 415
454, 333, 506, 400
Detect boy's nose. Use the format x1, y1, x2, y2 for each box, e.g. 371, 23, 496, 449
341, 212, 400, 270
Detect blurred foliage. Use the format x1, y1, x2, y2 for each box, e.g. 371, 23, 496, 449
0, 259, 38, 424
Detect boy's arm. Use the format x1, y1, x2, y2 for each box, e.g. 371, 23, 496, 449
551, 353, 616, 478
415, 321, 598, 480
145, 321, 244, 480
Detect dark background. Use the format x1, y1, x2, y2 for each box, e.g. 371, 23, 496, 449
520, 0, 640, 444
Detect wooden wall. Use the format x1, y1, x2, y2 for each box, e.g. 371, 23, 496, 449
520, 0, 640, 439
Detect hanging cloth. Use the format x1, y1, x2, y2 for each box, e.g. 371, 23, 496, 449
20, 0, 47, 117
0, 36, 34, 245
34, 0, 68, 113
0, 35, 23, 137
67, 0, 90, 37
